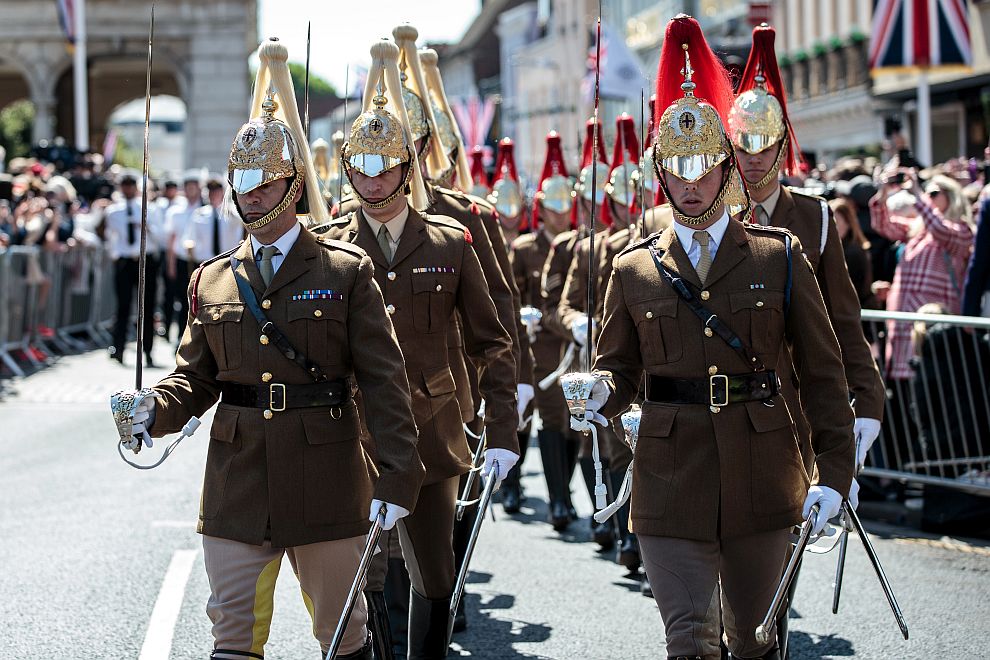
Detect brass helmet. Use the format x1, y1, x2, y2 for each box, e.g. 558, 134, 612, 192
604, 114, 642, 211
575, 117, 610, 205
342, 39, 429, 211
533, 131, 572, 228
728, 23, 802, 186
468, 146, 490, 199
393, 24, 450, 180
229, 37, 329, 229
419, 47, 473, 191
324, 130, 351, 200
488, 138, 523, 218
651, 16, 747, 225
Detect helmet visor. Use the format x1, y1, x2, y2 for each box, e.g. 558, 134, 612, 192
346, 153, 405, 178
659, 152, 727, 183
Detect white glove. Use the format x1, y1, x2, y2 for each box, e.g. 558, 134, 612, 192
483, 448, 520, 484
570, 317, 589, 346
853, 418, 882, 469
848, 479, 860, 511
802, 485, 843, 536
581, 379, 610, 427
516, 383, 535, 429
369, 499, 410, 531
121, 394, 158, 451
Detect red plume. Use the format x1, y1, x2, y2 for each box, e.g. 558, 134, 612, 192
653, 15, 735, 130
574, 118, 607, 227
601, 114, 641, 227
493, 137, 519, 183
469, 146, 489, 190
737, 23, 802, 175
529, 131, 569, 231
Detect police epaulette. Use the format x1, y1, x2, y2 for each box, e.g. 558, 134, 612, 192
317, 238, 366, 258
618, 231, 662, 256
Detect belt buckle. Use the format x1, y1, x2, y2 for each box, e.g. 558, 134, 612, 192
269, 383, 287, 412
709, 374, 729, 407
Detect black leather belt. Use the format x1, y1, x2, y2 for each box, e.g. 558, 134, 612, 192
646, 371, 778, 407
221, 379, 349, 411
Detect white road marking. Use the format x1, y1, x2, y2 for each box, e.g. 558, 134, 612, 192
139, 549, 198, 660
151, 520, 197, 529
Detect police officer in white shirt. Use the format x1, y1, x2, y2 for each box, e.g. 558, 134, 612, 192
181, 176, 243, 265
103, 173, 161, 366
163, 172, 205, 341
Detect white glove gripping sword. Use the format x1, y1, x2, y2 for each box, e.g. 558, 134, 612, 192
324, 503, 387, 660
560, 372, 611, 510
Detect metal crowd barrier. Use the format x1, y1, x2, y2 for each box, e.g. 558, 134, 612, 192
861, 309, 990, 496
0, 244, 116, 377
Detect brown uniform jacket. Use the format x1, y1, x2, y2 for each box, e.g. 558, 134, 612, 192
318, 206, 518, 483
151, 228, 425, 547
558, 228, 635, 335
595, 220, 854, 541
769, 186, 885, 421
510, 230, 563, 372
540, 229, 581, 342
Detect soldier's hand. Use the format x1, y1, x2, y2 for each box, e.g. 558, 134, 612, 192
802, 485, 843, 536
570, 318, 589, 347
848, 479, 860, 511
111, 390, 159, 452
483, 448, 520, 485
369, 499, 409, 531
853, 418, 881, 470
516, 384, 535, 429
582, 379, 611, 427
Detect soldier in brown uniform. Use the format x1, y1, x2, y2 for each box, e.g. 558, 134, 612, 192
318, 40, 518, 659
488, 137, 528, 246
728, 23, 884, 479
510, 131, 583, 530
558, 113, 642, 570
110, 40, 425, 660
584, 18, 853, 659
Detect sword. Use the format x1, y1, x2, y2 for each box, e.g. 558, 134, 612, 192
135, 4, 155, 389
755, 504, 819, 646
304, 20, 312, 141
338, 64, 350, 204
450, 462, 499, 631
324, 503, 387, 660
455, 423, 486, 521
638, 88, 648, 240
585, 0, 602, 372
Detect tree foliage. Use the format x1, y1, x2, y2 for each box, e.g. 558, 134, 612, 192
0, 100, 36, 160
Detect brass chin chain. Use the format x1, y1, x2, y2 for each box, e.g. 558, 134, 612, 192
660, 166, 733, 227
241, 175, 303, 230
348, 163, 414, 211
752, 134, 788, 191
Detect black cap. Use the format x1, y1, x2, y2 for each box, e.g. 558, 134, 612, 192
120, 174, 138, 185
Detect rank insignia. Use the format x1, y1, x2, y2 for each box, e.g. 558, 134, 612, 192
749, 283, 766, 289
292, 289, 343, 301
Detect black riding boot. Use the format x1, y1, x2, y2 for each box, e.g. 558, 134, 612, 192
407, 589, 451, 660
501, 434, 525, 514
365, 590, 394, 660
451, 471, 477, 633
383, 558, 410, 658
334, 634, 374, 659
580, 456, 615, 549
538, 430, 573, 531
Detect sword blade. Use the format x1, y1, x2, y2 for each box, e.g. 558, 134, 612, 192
845, 502, 910, 639
450, 464, 499, 621
304, 20, 311, 141
585, 2, 602, 372
135, 3, 155, 390
831, 524, 849, 614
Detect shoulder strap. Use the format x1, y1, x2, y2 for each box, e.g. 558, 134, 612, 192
647, 240, 766, 373
231, 267, 328, 383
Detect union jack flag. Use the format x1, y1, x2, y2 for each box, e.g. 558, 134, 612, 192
869, 0, 972, 69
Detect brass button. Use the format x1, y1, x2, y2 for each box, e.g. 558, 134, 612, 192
761, 383, 767, 389
386, 304, 395, 315
261, 372, 272, 382
704, 327, 713, 337
314, 309, 323, 318
387, 271, 397, 281
645, 311, 654, 319
701, 290, 710, 301
260, 334, 269, 345
212, 312, 220, 321
756, 300, 765, 308
436, 284, 443, 292
262, 299, 272, 310
709, 405, 721, 414
708, 365, 718, 375
263, 409, 273, 420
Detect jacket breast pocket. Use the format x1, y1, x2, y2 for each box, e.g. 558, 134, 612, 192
629, 297, 681, 365
197, 303, 245, 372
301, 401, 367, 527
201, 405, 240, 520
730, 291, 784, 356
631, 402, 678, 519
288, 299, 347, 365
411, 274, 456, 334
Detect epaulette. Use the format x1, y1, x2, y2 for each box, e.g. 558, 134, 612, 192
742, 223, 796, 241
435, 186, 496, 216
423, 212, 473, 244
310, 213, 352, 235
510, 232, 537, 250
190, 245, 239, 315
316, 237, 366, 259
617, 231, 662, 256
549, 229, 576, 249
785, 185, 826, 204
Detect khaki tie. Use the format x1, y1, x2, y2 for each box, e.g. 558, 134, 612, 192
258, 246, 280, 287
377, 224, 393, 264
693, 230, 712, 283
756, 204, 770, 226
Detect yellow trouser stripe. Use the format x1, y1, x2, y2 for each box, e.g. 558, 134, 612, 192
300, 583, 318, 638
250, 557, 282, 656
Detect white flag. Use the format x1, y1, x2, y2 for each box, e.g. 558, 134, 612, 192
584, 21, 648, 101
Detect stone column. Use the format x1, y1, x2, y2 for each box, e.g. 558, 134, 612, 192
30, 92, 55, 145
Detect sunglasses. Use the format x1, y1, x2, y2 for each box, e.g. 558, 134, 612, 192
928, 189, 942, 198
